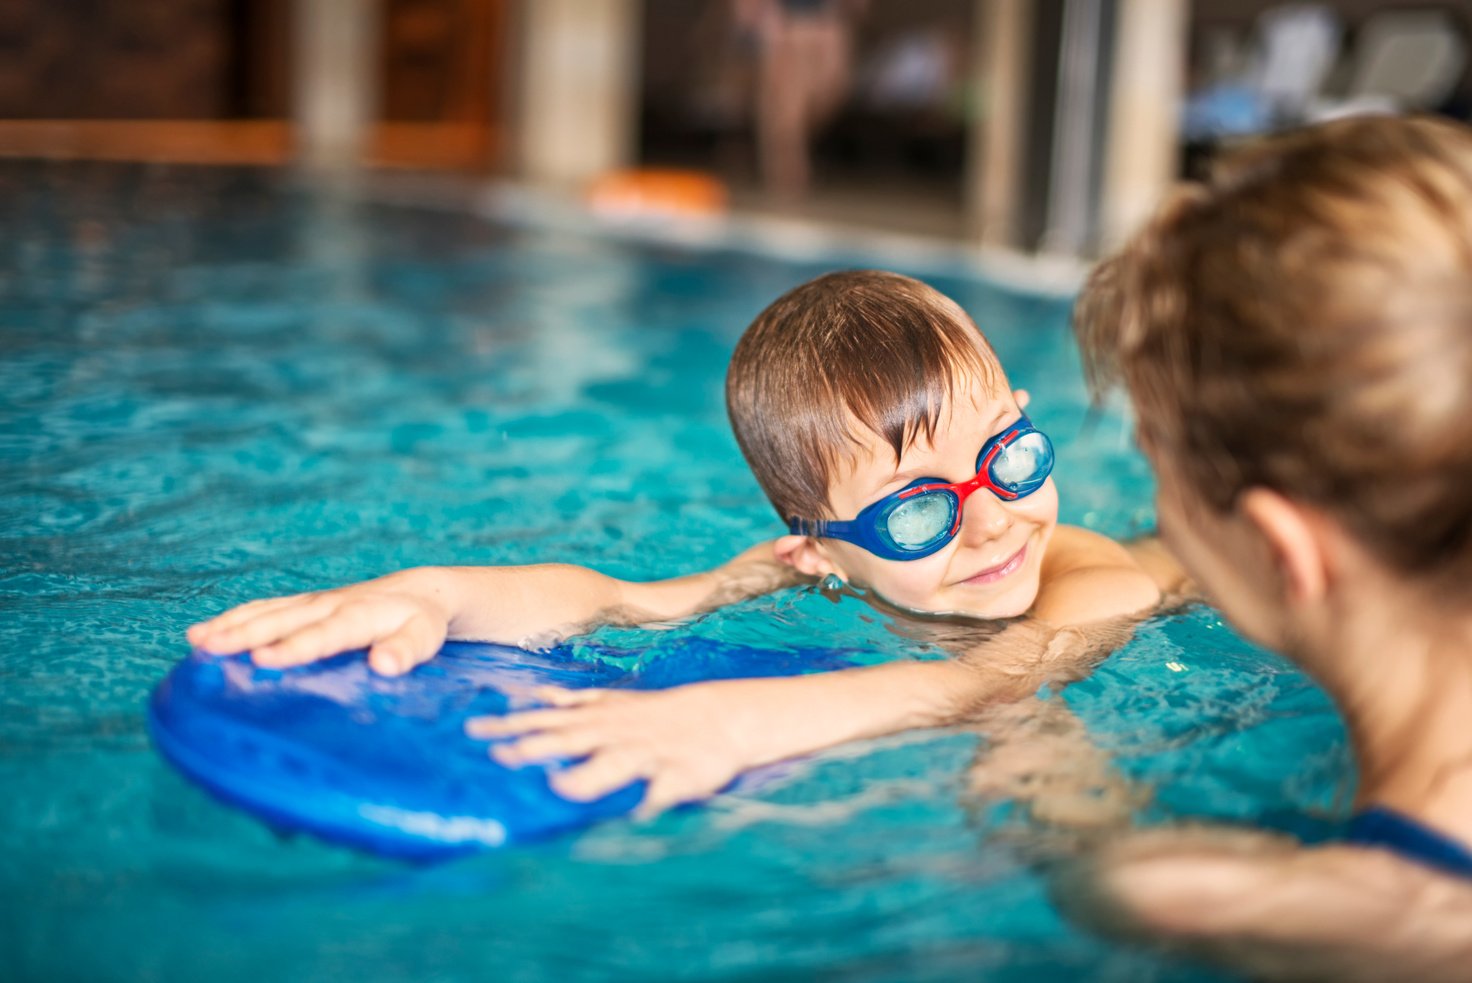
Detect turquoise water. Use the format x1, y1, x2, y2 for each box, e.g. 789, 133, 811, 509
1, 164, 1350, 981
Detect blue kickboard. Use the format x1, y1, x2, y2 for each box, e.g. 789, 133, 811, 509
148, 639, 857, 861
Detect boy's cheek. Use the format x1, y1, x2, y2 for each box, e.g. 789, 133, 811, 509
1039, 480, 1061, 520
852, 554, 951, 605
1014, 480, 1061, 526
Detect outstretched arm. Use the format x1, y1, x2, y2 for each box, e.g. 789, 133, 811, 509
471, 526, 1164, 814
472, 613, 1141, 815
964, 692, 1147, 837
187, 540, 804, 675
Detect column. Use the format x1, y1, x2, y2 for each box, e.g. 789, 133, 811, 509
293, 0, 381, 169
1099, 0, 1188, 249
968, 0, 1033, 250
517, 0, 643, 186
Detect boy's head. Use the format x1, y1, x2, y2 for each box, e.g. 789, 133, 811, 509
1077, 115, 1472, 631
727, 270, 1058, 617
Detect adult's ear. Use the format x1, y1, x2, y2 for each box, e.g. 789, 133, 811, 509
1238, 488, 1328, 604
774, 534, 843, 580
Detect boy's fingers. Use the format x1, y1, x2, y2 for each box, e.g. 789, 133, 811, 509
367, 614, 446, 676
465, 708, 578, 738
206, 594, 342, 654
633, 779, 691, 819
491, 728, 602, 765
189, 594, 307, 645
531, 686, 607, 707
548, 750, 647, 802
251, 612, 394, 668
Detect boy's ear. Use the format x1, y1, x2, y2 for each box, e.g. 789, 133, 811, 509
1014, 388, 1031, 410
774, 535, 842, 579
1238, 488, 1328, 604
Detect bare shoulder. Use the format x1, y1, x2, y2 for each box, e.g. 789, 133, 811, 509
1121, 534, 1196, 597
1044, 524, 1141, 574
1032, 525, 1161, 625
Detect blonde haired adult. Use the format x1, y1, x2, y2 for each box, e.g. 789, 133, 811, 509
1073, 115, 1472, 981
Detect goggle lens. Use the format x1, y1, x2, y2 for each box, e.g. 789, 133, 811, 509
988, 430, 1053, 493
884, 492, 955, 550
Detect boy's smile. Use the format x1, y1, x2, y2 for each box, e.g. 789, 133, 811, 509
957, 543, 1029, 585
815, 381, 1059, 619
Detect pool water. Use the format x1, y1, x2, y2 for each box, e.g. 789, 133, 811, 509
1, 164, 1351, 982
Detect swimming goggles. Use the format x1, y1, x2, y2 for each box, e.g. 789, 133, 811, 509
787, 414, 1054, 561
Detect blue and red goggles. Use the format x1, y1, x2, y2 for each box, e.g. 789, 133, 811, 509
787, 414, 1054, 561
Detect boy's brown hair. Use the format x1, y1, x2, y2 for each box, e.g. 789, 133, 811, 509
1076, 115, 1472, 583
727, 270, 999, 522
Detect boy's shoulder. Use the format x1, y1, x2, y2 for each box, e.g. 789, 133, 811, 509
1044, 524, 1141, 576
1033, 525, 1165, 625
1047, 525, 1190, 594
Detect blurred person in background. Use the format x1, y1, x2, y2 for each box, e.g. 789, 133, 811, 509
734, 0, 865, 199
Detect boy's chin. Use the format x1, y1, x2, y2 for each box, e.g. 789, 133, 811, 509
947, 581, 1039, 620
866, 583, 1039, 621
866, 575, 1040, 621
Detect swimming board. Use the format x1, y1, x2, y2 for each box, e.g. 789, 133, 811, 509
148, 639, 857, 861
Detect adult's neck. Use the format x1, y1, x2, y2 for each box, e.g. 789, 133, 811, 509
1307, 574, 1472, 840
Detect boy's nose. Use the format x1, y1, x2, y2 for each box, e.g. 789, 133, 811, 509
956, 489, 1012, 545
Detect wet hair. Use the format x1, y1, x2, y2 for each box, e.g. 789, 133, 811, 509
1076, 115, 1472, 587
727, 270, 1000, 522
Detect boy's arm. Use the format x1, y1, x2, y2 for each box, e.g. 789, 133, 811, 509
187, 540, 803, 675
474, 533, 1168, 814
965, 695, 1145, 834
440, 540, 803, 642
472, 615, 1134, 815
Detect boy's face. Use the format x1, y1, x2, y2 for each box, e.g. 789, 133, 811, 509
818, 378, 1059, 618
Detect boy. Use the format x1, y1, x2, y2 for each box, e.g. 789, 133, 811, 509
190, 270, 1185, 815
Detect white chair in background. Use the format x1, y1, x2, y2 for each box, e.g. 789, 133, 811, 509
1309, 9, 1468, 121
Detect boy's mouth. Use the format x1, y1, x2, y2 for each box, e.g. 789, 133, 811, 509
960, 544, 1028, 586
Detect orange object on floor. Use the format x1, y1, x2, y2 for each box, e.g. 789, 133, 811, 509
586, 168, 729, 218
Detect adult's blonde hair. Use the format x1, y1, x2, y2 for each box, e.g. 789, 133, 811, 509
1077, 115, 1472, 585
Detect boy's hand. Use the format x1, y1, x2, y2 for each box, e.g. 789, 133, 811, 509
466, 684, 749, 817
186, 569, 452, 676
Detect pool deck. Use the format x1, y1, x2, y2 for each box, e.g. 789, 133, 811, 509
347, 169, 1091, 300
